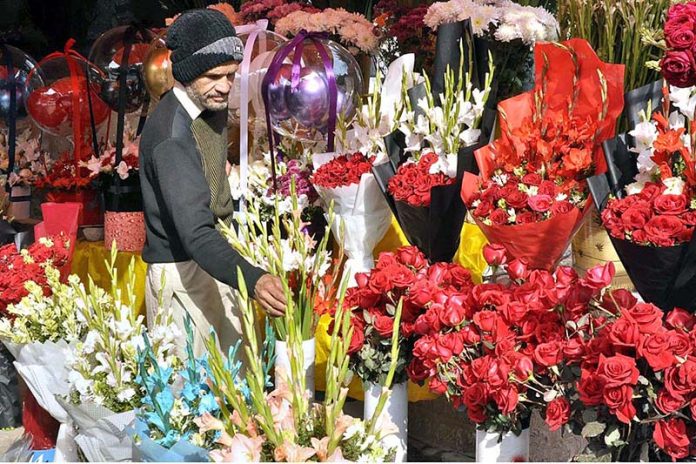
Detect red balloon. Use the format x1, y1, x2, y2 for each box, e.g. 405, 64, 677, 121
27, 76, 109, 137
112, 43, 150, 66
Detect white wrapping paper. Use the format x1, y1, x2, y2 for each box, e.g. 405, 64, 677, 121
313, 153, 392, 285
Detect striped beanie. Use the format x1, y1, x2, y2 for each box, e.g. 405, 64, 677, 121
166, 9, 244, 83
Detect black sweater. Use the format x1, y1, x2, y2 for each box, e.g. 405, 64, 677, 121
139, 90, 265, 295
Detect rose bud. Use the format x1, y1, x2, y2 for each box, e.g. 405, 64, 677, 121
483, 243, 508, 266
507, 258, 530, 280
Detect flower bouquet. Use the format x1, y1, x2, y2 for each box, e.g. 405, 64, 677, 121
0, 265, 85, 426
558, 290, 696, 461
425, 0, 557, 104
343, 245, 473, 460
222, 183, 339, 395
373, 47, 494, 262
588, 11, 696, 311
462, 38, 625, 270
84, 119, 145, 251
238, 0, 319, 27
132, 314, 274, 462
60, 247, 180, 462
409, 243, 616, 461
198, 268, 397, 462
373, 1, 435, 73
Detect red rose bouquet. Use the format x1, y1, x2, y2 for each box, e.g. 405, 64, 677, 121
661, 2, 696, 88
373, 49, 495, 262
462, 38, 625, 270
590, 82, 696, 311
0, 235, 71, 316
341, 246, 474, 386
408, 243, 615, 441
563, 293, 696, 461
312, 152, 392, 283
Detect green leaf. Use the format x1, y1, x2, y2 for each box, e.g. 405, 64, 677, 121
604, 425, 621, 446
581, 422, 606, 438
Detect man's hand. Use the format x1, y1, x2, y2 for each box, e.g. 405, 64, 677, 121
254, 274, 286, 317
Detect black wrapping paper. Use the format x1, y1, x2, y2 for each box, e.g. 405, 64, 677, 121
590, 133, 696, 312
0, 343, 21, 428
103, 174, 143, 213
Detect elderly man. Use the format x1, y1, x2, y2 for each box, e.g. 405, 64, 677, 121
139, 9, 285, 354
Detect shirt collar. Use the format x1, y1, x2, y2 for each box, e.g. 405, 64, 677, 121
172, 82, 203, 120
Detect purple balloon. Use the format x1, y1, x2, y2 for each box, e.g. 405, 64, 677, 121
267, 63, 292, 121
285, 67, 330, 129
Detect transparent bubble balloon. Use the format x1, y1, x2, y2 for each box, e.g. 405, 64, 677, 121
143, 31, 174, 105
0, 45, 44, 130
229, 29, 287, 125
89, 25, 155, 113
262, 38, 363, 144
26, 54, 110, 138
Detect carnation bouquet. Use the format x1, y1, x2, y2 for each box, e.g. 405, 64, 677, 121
462, 38, 625, 270
198, 268, 397, 462
0, 265, 84, 425
560, 291, 696, 461
275, 7, 380, 56
408, 243, 617, 456
61, 248, 180, 462
373, 46, 494, 262
425, 0, 557, 104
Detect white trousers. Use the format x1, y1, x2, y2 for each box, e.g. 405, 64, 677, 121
145, 261, 244, 358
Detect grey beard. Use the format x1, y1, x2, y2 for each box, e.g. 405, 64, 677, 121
185, 86, 228, 112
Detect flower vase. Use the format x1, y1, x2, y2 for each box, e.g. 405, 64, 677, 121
8, 185, 31, 220
475, 427, 530, 462
103, 174, 145, 252
364, 381, 408, 462
274, 338, 315, 400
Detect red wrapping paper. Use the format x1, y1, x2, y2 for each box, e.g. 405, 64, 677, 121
462, 39, 625, 270
46, 189, 103, 226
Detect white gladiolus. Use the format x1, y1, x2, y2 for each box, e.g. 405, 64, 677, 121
663, 177, 685, 196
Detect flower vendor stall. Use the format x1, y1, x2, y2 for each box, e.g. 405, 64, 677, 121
6, 0, 696, 462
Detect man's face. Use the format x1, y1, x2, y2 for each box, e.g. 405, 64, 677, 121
186, 61, 239, 111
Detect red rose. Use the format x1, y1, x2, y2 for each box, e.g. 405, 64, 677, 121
448, 266, 473, 288
609, 318, 642, 351
623, 303, 664, 334
537, 181, 557, 197
534, 341, 563, 367
690, 397, 696, 420
665, 12, 696, 49
653, 194, 688, 216
506, 190, 529, 209
551, 200, 574, 216
661, 50, 696, 88
664, 360, 696, 397
604, 385, 636, 424
368, 271, 393, 294
513, 355, 533, 380
528, 194, 553, 213
653, 418, 690, 460
577, 369, 604, 406
462, 382, 488, 411
428, 376, 448, 395
347, 327, 365, 354
522, 173, 542, 186
474, 200, 494, 218
396, 246, 427, 270
490, 208, 509, 225
407, 358, 430, 383
440, 298, 468, 327
382, 263, 416, 288
493, 385, 519, 415
373, 314, 395, 338
656, 388, 685, 414
601, 288, 637, 313
665, 307, 696, 331
503, 301, 528, 324
507, 258, 529, 280
414, 307, 442, 336
639, 331, 676, 371
621, 206, 651, 231
563, 338, 585, 364
583, 262, 615, 290
516, 211, 536, 224
545, 397, 570, 431
483, 243, 508, 266
667, 331, 692, 357
596, 353, 639, 387
473, 310, 498, 332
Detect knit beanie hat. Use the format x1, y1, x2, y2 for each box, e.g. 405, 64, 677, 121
166, 9, 244, 83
